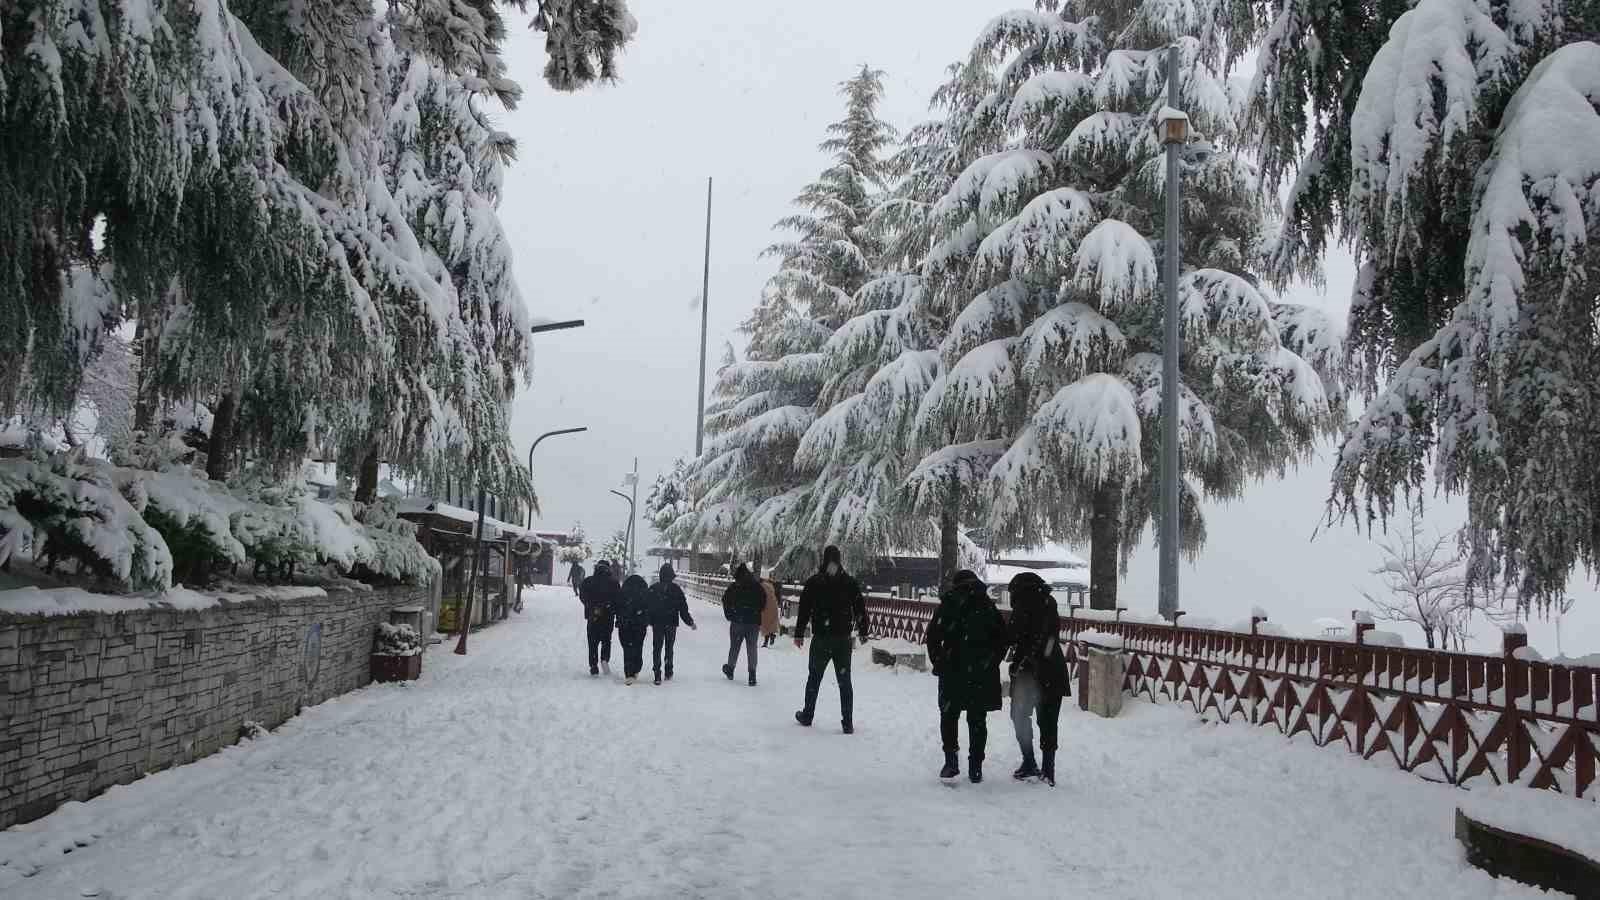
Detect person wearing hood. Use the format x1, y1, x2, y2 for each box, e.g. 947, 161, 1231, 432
647, 564, 696, 684
1006, 571, 1069, 785
616, 574, 652, 685
925, 569, 1007, 783
579, 560, 623, 676
567, 560, 586, 596
793, 546, 868, 734
721, 563, 766, 685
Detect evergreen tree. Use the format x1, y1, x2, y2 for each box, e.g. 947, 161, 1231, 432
903, 2, 1342, 607
678, 67, 897, 573
1249, 0, 1600, 608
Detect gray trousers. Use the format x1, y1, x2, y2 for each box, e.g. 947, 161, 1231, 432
1009, 671, 1062, 755
726, 622, 759, 674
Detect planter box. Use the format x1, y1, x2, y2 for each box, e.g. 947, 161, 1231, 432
371, 653, 422, 683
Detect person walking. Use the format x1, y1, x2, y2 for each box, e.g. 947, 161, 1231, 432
759, 576, 780, 648
647, 564, 696, 684
793, 546, 868, 734
617, 574, 652, 685
1005, 572, 1068, 785
567, 559, 586, 596
925, 569, 1007, 783
721, 564, 766, 685
578, 560, 622, 676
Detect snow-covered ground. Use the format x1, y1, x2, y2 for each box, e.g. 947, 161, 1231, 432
0, 586, 1552, 898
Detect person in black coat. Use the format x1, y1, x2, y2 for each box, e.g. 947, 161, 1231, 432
1006, 571, 1069, 785
721, 564, 766, 685
793, 545, 869, 733
925, 569, 1007, 783
647, 564, 696, 684
578, 560, 623, 676
616, 574, 652, 684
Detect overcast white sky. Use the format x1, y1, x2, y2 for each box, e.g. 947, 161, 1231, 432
497, 1, 1599, 655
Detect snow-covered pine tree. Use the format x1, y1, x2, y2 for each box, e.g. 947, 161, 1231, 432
906, 2, 1342, 608
678, 67, 898, 574
1251, 0, 1600, 609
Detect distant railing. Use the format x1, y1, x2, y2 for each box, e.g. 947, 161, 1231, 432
679, 573, 1599, 799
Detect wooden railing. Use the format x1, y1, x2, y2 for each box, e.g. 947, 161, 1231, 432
679, 573, 1599, 798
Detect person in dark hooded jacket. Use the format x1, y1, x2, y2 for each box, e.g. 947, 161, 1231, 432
616, 574, 652, 684
646, 564, 696, 684
578, 560, 623, 676
925, 569, 1007, 783
1006, 571, 1069, 785
793, 545, 868, 733
721, 564, 766, 685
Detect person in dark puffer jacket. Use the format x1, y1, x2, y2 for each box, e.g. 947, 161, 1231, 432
646, 564, 696, 684
578, 560, 622, 676
616, 574, 652, 685
793, 545, 868, 734
925, 569, 1007, 784
1006, 571, 1069, 785
721, 564, 766, 685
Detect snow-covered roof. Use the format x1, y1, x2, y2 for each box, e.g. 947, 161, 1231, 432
989, 542, 1088, 569
397, 498, 548, 545
982, 563, 1088, 590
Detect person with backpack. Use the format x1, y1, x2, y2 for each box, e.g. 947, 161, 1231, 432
578, 560, 622, 676
793, 546, 869, 734
616, 574, 652, 685
925, 569, 1007, 784
720, 564, 766, 686
1005, 572, 1069, 785
647, 564, 696, 684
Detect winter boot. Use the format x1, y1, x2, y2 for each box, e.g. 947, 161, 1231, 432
1041, 750, 1056, 787
842, 719, 854, 735
653, 671, 662, 686
590, 666, 599, 677
665, 666, 673, 681
722, 664, 734, 680
748, 673, 757, 687
795, 710, 814, 727
969, 757, 984, 784
939, 751, 960, 780
1013, 745, 1039, 780
625, 675, 636, 686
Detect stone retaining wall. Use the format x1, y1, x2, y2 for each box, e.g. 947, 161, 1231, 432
0, 585, 426, 829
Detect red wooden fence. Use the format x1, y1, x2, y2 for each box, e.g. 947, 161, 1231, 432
681, 574, 1599, 799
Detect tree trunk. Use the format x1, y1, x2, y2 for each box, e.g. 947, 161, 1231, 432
354, 446, 380, 504
132, 317, 159, 434
1089, 479, 1122, 610
204, 391, 238, 482
938, 497, 959, 592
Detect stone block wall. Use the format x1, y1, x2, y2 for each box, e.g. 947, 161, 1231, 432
0, 585, 426, 829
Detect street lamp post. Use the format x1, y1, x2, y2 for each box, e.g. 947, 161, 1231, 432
608, 488, 635, 573
1155, 45, 1188, 622
526, 427, 588, 529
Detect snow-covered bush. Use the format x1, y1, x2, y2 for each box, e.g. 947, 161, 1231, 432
355, 498, 442, 586
0, 451, 172, 590
373, 622, 422, 657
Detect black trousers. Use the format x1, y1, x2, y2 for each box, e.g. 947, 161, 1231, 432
651, 625, 677, 675
587, 621, 612, 670
619, 628, 646, 678
801, 634, 854, 724
940, 705, 989, 760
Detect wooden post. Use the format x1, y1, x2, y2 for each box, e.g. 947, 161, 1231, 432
1503, 628, 1530, 783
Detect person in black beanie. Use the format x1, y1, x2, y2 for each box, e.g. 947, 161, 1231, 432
646, 564, 696, 684
793, 545, 868, 734
1006, 571, 1069, 785
925, 569, 1007, 783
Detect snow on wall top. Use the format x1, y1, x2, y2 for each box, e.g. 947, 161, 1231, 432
0, 584, 328, 618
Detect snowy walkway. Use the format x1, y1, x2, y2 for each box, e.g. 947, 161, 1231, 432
0, 586, 1547, 899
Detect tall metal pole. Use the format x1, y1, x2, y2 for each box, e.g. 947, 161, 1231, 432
628, 457, 639, 574
608, 488, 635, 572
695, 178, 713, 455
1158, 44, 1182, 621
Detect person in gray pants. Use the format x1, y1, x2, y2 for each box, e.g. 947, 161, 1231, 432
720, 564, 766, 686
